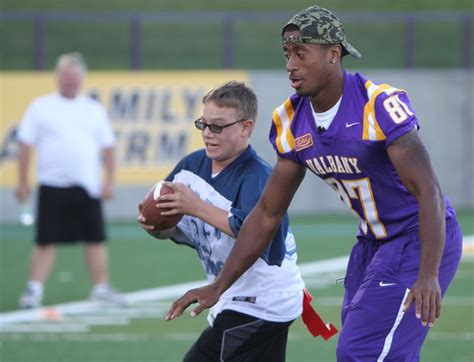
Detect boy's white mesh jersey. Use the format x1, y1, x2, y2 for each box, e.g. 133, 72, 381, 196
167, 146, 304, 325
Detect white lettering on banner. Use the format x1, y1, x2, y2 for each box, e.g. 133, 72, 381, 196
87, 87, 206, 165
116, 131, 187, 164
90, 87, 204, 123
0, 71, 250, 186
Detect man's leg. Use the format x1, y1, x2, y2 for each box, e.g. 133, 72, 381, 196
78, 187, 122, 302
337, 281, 426, 361
85, 242, 126, 305
19, 244, 56, 308
29, 244, 56, 283
84, 242, 108, 285
337, 221, 462, 362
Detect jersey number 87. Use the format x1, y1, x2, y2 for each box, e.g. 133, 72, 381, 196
325, 177, 387, 239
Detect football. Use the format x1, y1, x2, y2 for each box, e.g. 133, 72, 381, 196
139, 181, 183, 230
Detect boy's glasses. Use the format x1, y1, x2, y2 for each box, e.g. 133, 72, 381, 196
194, 118, 245, 134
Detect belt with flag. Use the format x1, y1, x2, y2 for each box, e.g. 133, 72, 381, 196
301, 288, 338, 340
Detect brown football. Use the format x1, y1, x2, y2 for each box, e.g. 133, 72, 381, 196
139, 181, 183, 230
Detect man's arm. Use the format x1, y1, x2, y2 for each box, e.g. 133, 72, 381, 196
166, 157, 306, 320
387, 129, 445, 327
15, 142, 31, 202
101, 146, 115, 200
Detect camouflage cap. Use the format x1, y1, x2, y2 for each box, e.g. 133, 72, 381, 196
282, 5, 361, 59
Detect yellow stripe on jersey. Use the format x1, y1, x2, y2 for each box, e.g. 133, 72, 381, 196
272, 98, 295, 154
362, 80, 401, 141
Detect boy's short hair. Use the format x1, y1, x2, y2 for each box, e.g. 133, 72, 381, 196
203, 81, 258, 121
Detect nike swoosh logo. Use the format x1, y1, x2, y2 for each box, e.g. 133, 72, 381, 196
346, 122, 360, 128
379, 281, 396, 287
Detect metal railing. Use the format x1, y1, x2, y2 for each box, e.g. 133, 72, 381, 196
1, 10, 472, 69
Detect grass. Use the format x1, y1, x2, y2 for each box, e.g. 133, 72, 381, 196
0, 210, 473, 361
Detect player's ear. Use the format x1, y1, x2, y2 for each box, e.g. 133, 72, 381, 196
328, 44, 342, 64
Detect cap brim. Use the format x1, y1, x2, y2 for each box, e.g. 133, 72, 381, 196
342, 40, 361, 59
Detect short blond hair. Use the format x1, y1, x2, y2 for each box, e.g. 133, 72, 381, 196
203, 81, 258, 122
55, 52, 87, 73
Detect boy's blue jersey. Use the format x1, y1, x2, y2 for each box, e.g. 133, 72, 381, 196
167, 145, 295, 267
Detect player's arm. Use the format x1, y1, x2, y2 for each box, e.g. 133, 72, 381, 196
387, 128, 445, 327
15, 141, 31, 202
157, 182, 235, 237
147, 226, 178, 240
101, 146, 115, 200
166, 157, 306, 320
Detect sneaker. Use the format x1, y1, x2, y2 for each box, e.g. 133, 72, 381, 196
89, 285, 128, 307
19, 286, 43, 309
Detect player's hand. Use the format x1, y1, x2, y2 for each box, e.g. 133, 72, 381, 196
15, 183, 30, 203
101, 180, 115, 200
166, 283, 221, 321
157, 182, 202, 217
137, 213, 156, 233
403, 275, 441, 327
137, 207, 175, 239
137, 201, 156, 232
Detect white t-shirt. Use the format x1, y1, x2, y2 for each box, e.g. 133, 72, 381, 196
17, 93, 115, 198
310, 95, 342, 130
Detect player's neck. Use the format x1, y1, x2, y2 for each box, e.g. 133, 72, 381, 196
212, 161, 229, 175
310, 71, 344, 113
59, 91, 80, 100
211, 145, 248, 174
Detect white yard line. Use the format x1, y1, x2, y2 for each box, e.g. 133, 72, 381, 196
0, 235, 472, 329
0, 256, 347, 327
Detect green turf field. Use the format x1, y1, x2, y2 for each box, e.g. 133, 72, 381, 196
0, 210, 473, 361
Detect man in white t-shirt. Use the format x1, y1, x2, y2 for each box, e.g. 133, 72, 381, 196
15, 52, 124, 308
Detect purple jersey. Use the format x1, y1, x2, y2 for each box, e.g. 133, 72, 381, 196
269, 72, 455, 241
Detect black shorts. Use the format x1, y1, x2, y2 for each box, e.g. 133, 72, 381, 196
183, 310, 293, 362
36, 185, 106, 245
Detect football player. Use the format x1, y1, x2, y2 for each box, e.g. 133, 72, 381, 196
165, 6, 463, 361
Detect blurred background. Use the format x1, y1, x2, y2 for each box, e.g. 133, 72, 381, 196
0, 1, 473, 361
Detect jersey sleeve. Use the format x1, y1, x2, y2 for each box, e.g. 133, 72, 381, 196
165, 156, 187, 182
228, 168, 267, 236
269, 97, 300, 163
228, 163, 290, 266
371, 87, 419, 146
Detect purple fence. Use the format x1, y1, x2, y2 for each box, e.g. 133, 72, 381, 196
1, 10, 472, 70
